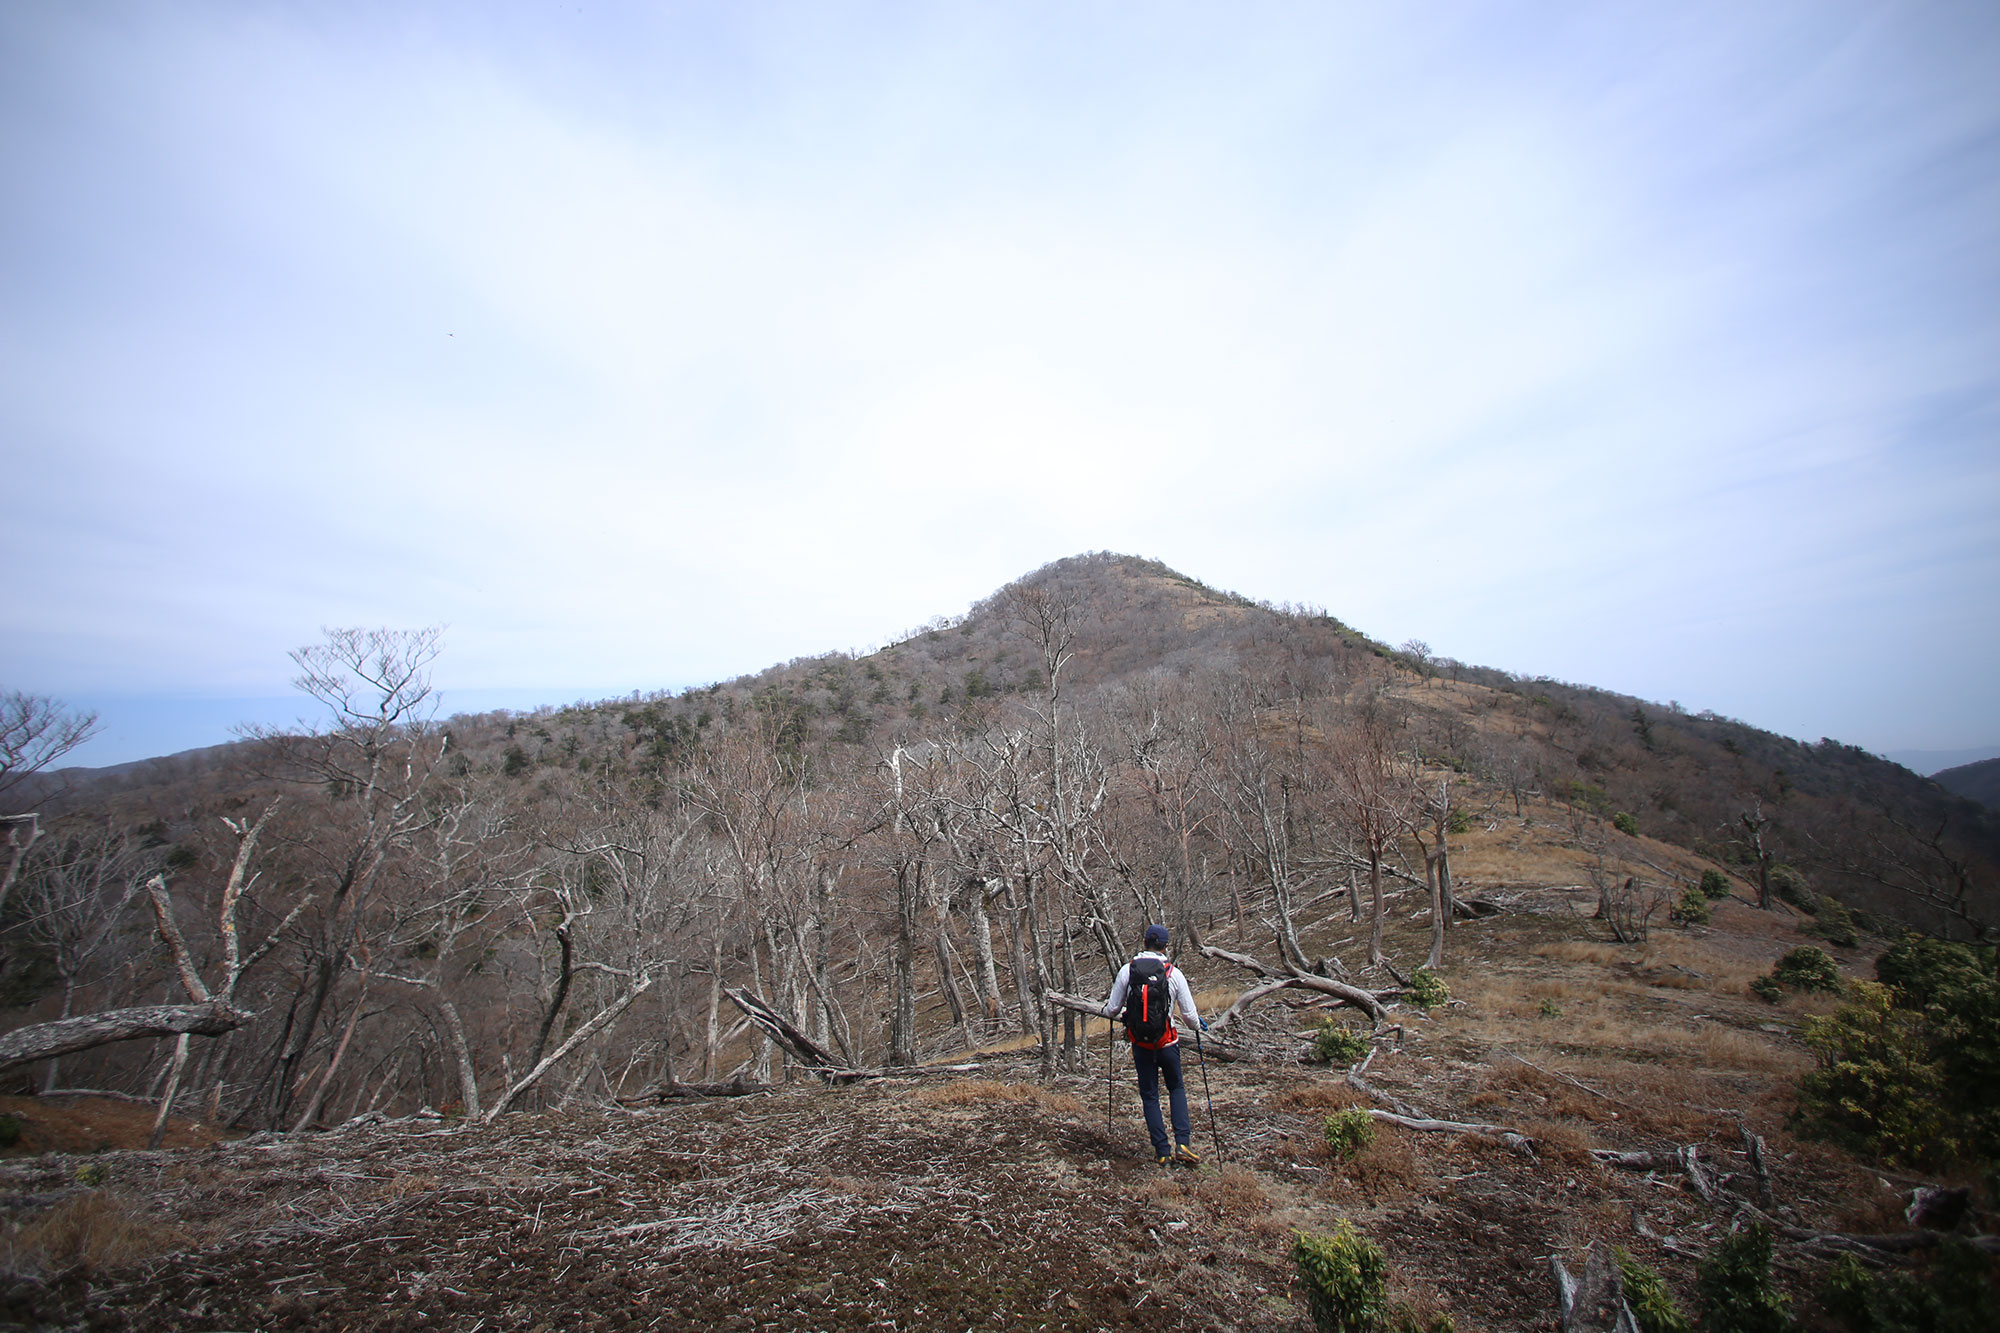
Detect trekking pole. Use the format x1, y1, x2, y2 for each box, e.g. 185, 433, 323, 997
1192, 1025, 1223, 1163
1105, 1018, 1115, 1135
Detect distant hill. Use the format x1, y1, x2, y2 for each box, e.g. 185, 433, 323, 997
1882, 744, 2000, 776
31, 551, 1991, 933
1935, 756, 2000, 810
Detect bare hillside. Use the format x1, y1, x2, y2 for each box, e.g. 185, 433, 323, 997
1, 805, 1983, 1332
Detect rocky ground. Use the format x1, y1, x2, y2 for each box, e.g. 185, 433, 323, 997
0, 829, 1969, 1332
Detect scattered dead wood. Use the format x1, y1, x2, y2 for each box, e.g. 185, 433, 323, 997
724, 987, 845, 1070
0, 1002, 251, 1073
1591, 1144, 1724, 1207
1365, 1110, 1535, 1157
1738, 1123, 1774, 1209
1451, 897, 1503, 919
1550, 1241, 1640, 1333
1780, 1227, 2000, 1257
1198, 945, 1390, 1026
620, 1074, 784, 1101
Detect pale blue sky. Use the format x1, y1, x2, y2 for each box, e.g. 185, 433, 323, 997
3, 1, 1996, 769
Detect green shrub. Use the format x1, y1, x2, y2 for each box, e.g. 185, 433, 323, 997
1805, 898, 1859, 949
74, 1163, 108, 1188
1538, 998, 1563, 1019
1770, 865, 1816, 913
1408, 968, 1449, 1010
1750, 976, 1784, 1004
1820, 1239, 1998, 1333
1614, 811, 1640, 836
0, 1113, 19, 1149
1771, 947, 1842, 994
1800, 949, 2000, 1171
1293, 1221, 1389, 1333
1446, 809, 1471, 835
1312, 1018, 1371, 1066
1615, 1246, 1692, 1333
1700, 870, 1733, 900
1794, 982, 1950, 1169
1695, 1224, 1792, 1333
1674, 888, 1713, 927
1324, 1108, 1378, 1162
1868, 936, 2000, 1165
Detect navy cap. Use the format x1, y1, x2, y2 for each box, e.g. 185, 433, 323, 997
1143, 923, 1170, 948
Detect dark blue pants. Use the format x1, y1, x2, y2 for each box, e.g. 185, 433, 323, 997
1132, 1041, 1191, 1158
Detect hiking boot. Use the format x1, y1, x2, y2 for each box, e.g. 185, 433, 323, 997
1173, 1143, 1201, 1167
1156, 1154, 1174, 1167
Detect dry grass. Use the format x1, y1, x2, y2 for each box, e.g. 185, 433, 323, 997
1618, 1022, 1807, 1075
380, 1171, 437, 1198
1268, 1083, 1365, 1113
1323, 1125, 1422, 1200
1520, 1119, 1603, 1167
3, 1191, 185, 1275
912, 1078, 1083, 1115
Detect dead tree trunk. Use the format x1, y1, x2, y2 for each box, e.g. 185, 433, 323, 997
0, 1003, 250, 1073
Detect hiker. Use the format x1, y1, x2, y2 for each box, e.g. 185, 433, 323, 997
1101, 923, 1206, 1166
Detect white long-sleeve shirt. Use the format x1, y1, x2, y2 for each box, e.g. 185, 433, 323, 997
1100, 951, 1201, 1044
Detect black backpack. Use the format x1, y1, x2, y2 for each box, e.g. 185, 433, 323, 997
1122, 956, 1172, 1045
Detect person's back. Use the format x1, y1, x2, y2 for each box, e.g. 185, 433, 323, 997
1101, 924, 1204, 1166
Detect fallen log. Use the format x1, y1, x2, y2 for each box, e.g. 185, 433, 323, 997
1365, 1109, 1536, 1157
724, 987, 845, 1069
1775, 1224, 1998, 1255
1043, 989, 1243, 1061
1199, 945, 1390, 1025
0, 1002, 251, 1073
621, 1074, 784, 1101
1344, 1071, 1424, 1121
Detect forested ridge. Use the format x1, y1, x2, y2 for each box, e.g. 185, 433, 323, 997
3, 552, 1994, 1129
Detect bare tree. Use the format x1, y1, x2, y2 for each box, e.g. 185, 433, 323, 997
0, 691, 101, 808
238, 628, 446, 1130
1411, 777, 1457, 969
1329, 715, 1421, 966
7, 820, 148, 1090
1, 692, 103, 912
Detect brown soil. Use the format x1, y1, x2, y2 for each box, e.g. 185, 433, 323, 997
0, 822, 1947, 1332
0, 1096, 229, 1158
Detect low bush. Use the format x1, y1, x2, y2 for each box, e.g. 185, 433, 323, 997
1673, 888, 1712, 927
1615, 1246, 1692, 1333
1795, 982, 1951, 1168
1408, 969, 1449, 1010
1293, 1221, 1388, 1333
1695, 1224, 1793, 1333
0, 1112, 20, 1149
1795, 936, 2000, 1171
1771, 947, 1843, 994
1770, 865, 1817, 913
1325, 1108, 1378, 1162
1805, 898, 1859, 949
1820, 1238, 1998, 1333
1312, 1019, 1372, 1066
1750, 976, 1784, 1004
1699, 870, 1732, 900
1614, 812, 1640, 836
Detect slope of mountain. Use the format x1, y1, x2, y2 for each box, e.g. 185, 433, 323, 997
3, 552, 1997, 1331
1935, 756, 2000, 810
